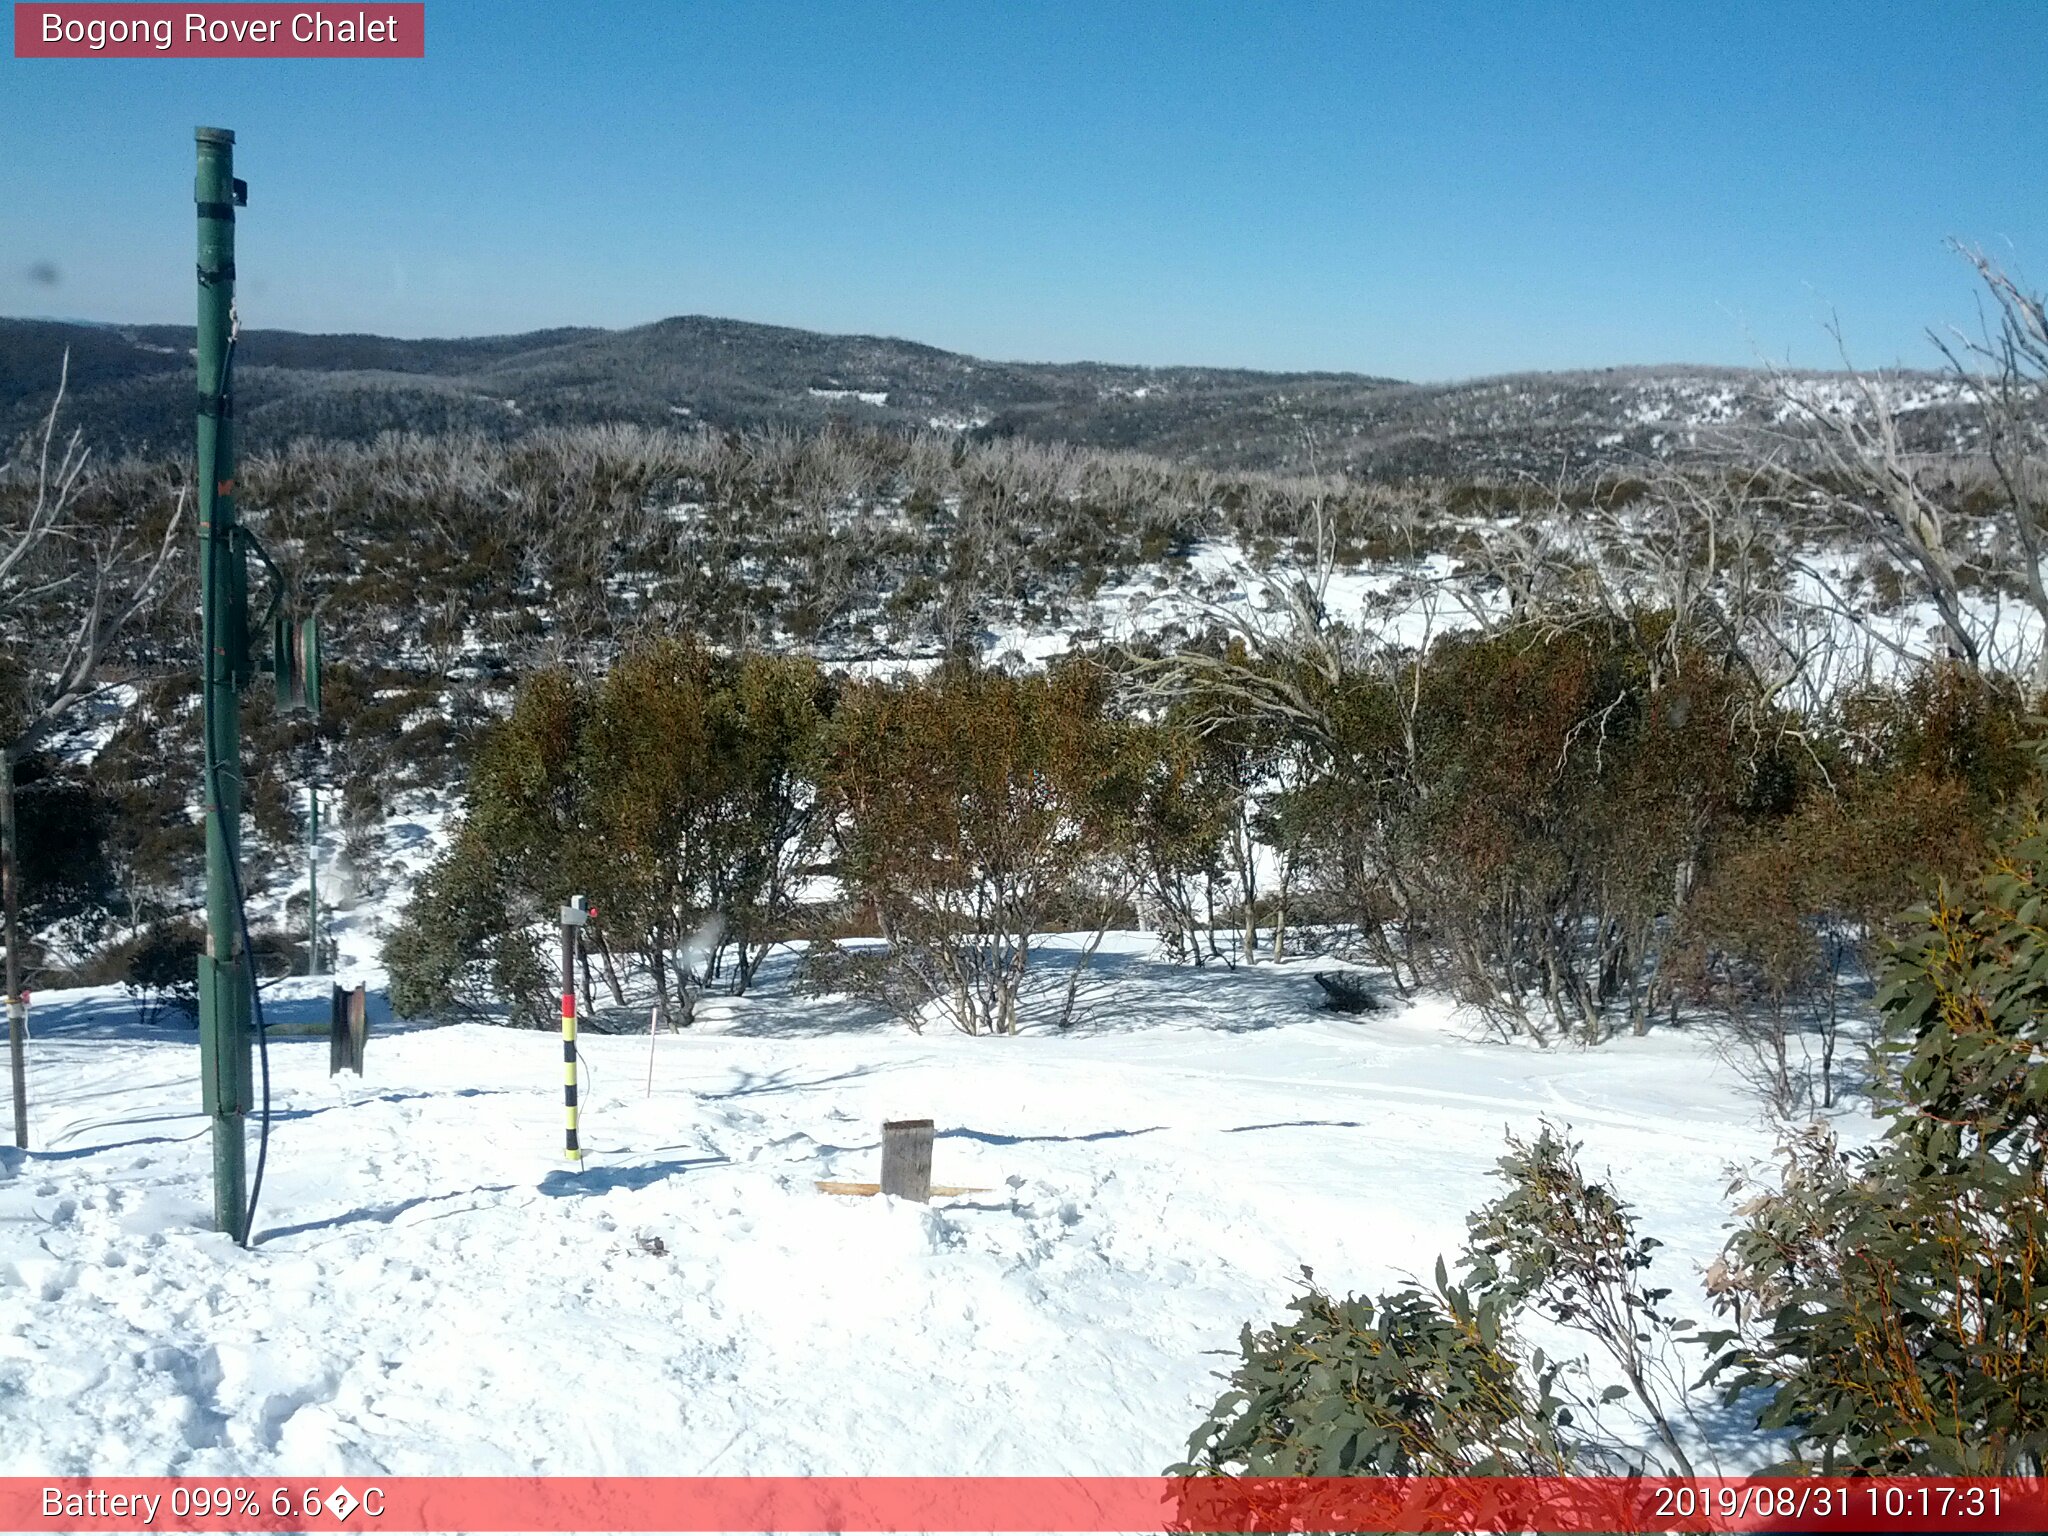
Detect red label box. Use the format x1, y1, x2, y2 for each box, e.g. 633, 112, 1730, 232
14, 4, 424, 58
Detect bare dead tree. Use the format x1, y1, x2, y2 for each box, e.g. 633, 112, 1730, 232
1935, 245, 2048, 688
1768, 330, 1986, 675
0, 354, 186, 1148
1121, 444, 1363, 750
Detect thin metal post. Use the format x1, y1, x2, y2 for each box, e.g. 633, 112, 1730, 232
3, 752, 25, 1149
195, 126, 250, 1238
306, 779, 320, 974
560, 896, 587, 1166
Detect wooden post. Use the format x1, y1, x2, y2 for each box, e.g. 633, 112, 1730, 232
880, 1119, 935, 1202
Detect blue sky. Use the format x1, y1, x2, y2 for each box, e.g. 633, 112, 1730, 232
3, 1, 2044, 379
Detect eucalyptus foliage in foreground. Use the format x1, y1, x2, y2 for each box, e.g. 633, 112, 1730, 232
1704, 803, 2048, 1473
1182, 797, 2048, 1476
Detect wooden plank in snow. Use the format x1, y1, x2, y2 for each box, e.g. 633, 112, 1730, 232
814, 1181, 990, 1198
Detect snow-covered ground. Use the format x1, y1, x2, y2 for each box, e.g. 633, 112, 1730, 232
0, 937, 1848, 1478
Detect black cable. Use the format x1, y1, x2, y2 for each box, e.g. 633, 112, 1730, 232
199, 746, 272, 1249
219, 757, 272, 1249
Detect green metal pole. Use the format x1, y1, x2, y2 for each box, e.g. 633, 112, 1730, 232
194, 126, 250, 1240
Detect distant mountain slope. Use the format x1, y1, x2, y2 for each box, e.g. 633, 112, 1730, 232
0, 313, 1973, 477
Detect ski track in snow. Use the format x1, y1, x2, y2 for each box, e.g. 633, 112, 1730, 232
0, 945, 1847, 1477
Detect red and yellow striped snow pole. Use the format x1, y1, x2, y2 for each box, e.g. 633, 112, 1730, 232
559, 896, 588, 1166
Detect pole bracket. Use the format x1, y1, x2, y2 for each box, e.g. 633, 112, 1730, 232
197, 956, 250, 1116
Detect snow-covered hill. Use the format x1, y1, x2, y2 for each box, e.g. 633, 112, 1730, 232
0, 313, 1978, 479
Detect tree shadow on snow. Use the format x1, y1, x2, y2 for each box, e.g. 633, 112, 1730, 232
696, 1064, 891, 1101
1223, 1119, 1366, 1134
25, 980, 432, 1042
608, 934, 1401, 1040
16, 989, 204, 1042
255, 1182, 520, 1243
538, 1154, 729, 1197
28, 1089, 524, 1161
263, 1087, 533, 1126
1016, 946, 1344, 1036
708, 990, 901, 1039
938, 1124, 1167, 1146
26, 1127, 210, 1161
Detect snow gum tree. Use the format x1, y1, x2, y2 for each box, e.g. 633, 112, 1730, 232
383, 640, 830, 1026
1121, 716, 1239, 965
577, 639, 830, 1019
1184, 939, 2048, 1483
1278, 616, 1779, 1043
384, 668, 580, 1025
1675, 663, 2035, 1118
818, 659, 1145, 1034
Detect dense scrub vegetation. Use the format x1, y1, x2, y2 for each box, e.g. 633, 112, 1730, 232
1177, 795, 2048, 1475
381, 603, 2037, 1073
6, 405, 2038, 1060
7, 256, 2042, 1055
384, 641, 829, 1028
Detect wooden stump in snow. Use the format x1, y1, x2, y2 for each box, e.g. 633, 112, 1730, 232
880, 1119, 935, 1202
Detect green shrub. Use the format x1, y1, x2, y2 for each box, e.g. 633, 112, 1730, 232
383, 830, 547, 1024
1705, 800, 2048, 1473
120, 920, 204, 1027
1178, 1123, 1699, 1480
1174, 1266, 1578, 1477
388, 640, 832, 1026
820, 658, 1145, 1033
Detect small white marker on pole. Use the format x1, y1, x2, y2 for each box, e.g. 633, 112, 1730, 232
645, 1002, 660, 1097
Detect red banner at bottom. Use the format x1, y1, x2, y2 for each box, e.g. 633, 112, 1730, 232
10, 1476, 2048, 1533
